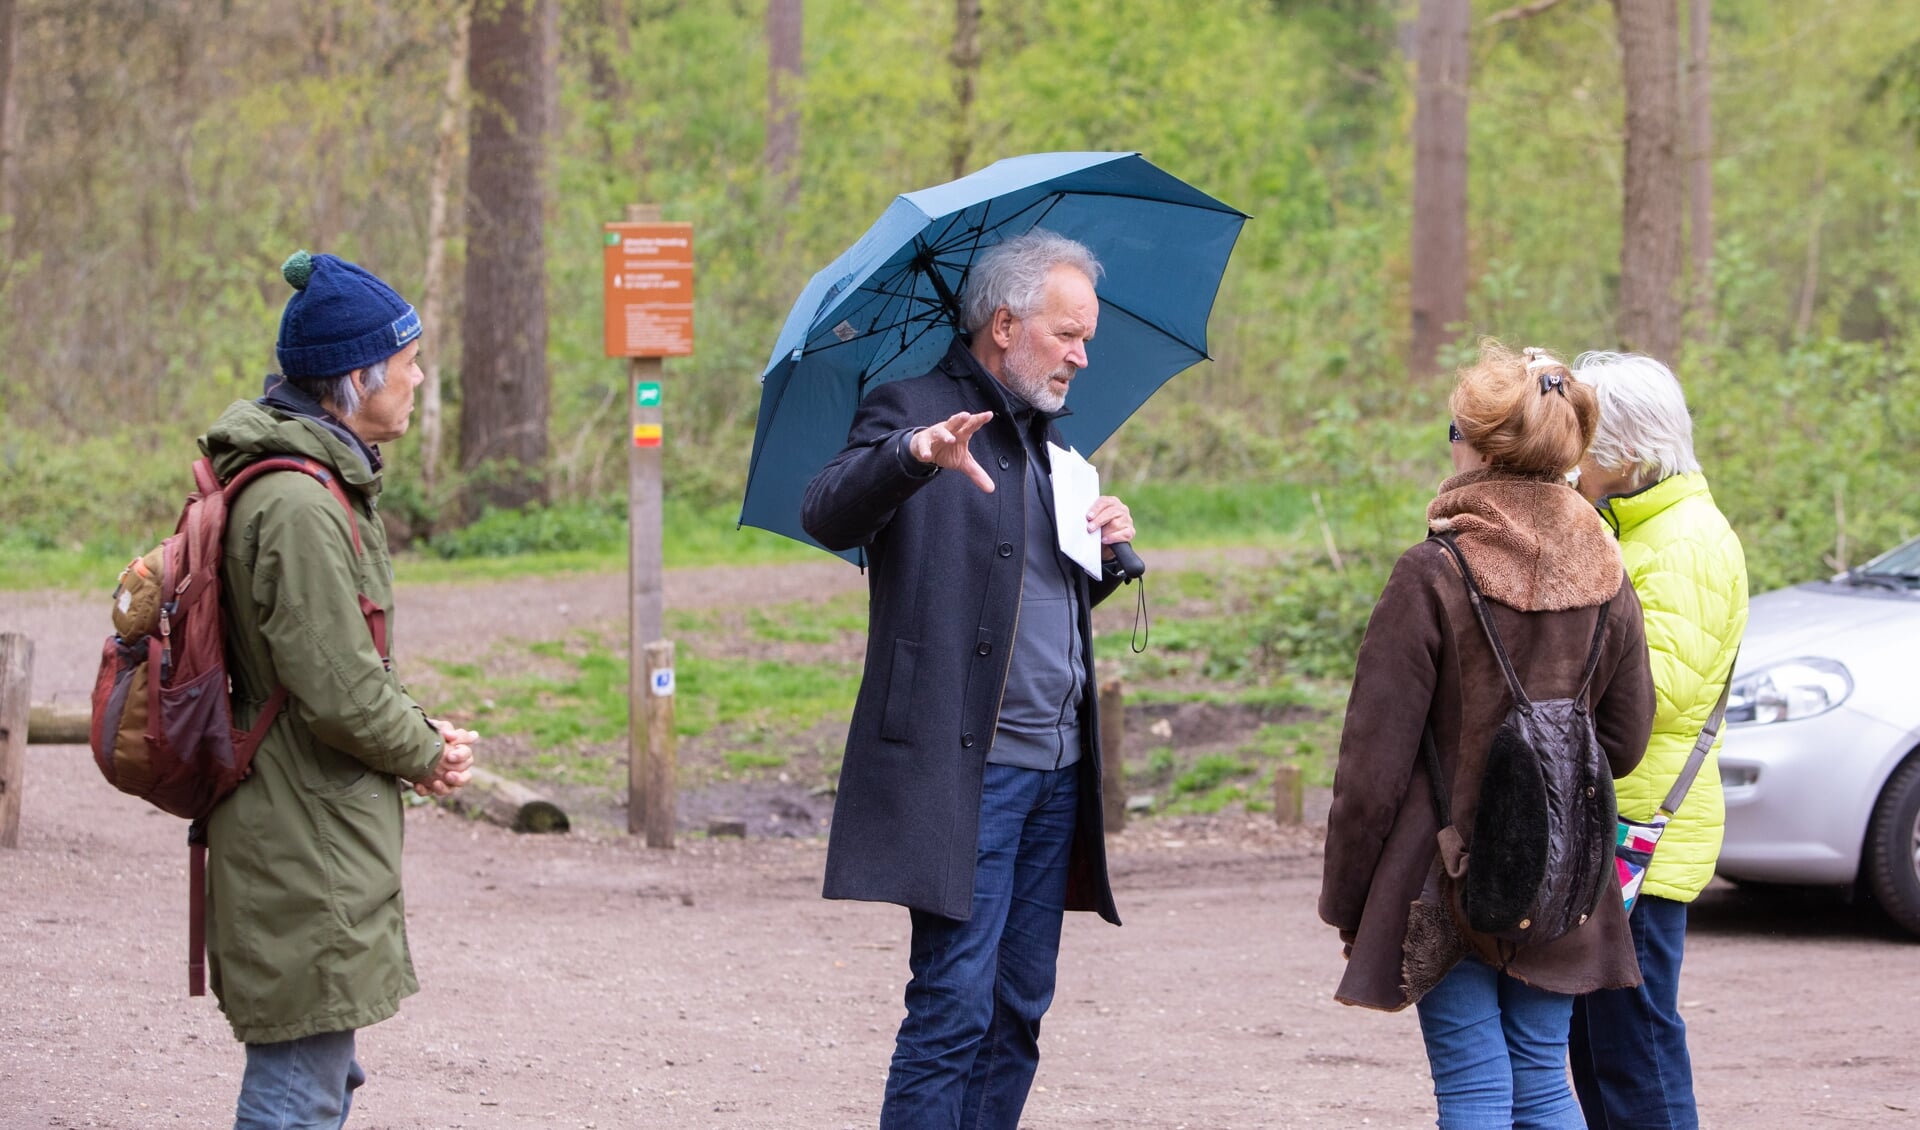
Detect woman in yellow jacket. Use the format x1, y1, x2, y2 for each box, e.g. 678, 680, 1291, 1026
1566, 352, 1748, 1130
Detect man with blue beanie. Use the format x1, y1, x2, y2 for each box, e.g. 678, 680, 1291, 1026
198, 250, 479, 1128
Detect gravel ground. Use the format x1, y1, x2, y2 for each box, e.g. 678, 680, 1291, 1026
3, 560, 1917, 1128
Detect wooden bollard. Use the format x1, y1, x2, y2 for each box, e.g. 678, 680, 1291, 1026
631, 639, 677, 849
1, 634, 33, 848
1272, 763, 1303, 826
1099, 676, 1125, 833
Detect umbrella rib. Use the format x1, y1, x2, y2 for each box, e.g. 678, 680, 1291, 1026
1096, 292, 1210, 359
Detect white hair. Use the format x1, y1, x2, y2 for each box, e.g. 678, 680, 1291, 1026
294, 356, 390, 419
1570, 351, 1701, 482
961, 228, 1103, 333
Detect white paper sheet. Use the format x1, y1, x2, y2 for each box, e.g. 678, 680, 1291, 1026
1047, 442, 1104, 579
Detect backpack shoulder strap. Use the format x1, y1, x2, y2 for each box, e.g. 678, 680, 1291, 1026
1430, 532, 1530, 708
1571, 575, 1618, 702
217, 455, 364, 558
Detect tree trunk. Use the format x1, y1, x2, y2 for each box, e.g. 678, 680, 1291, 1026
419, 8, 469, 503
1615, 0, 1684, 363
1408, 0, 1471, 380
0, 0, 19, 262
766, 0, 803, 210
459, 0, 552, 513
1685, 0, 1713, 343
949, 0, 982, 180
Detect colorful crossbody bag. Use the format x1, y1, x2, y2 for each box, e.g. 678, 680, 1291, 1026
1616, 654, 1737, 913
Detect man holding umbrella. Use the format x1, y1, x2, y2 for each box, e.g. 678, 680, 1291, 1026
803, 229, 1137, 1127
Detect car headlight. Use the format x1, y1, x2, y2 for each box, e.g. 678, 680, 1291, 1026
1726, 658, 1853, 725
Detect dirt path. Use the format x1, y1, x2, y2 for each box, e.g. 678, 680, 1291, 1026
3, 560, 1918, 1128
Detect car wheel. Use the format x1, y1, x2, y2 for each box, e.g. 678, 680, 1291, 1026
1863, 754, 1920, 939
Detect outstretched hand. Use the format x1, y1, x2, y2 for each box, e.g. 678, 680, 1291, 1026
909, 410, 996, 494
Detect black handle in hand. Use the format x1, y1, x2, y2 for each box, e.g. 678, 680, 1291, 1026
1110, 541, 1147, 581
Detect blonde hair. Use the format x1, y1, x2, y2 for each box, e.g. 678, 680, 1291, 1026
1450, 341, 1597, 476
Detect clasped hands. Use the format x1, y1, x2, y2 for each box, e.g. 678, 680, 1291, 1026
414, 718, 480, 797
910, 410, 1135, 552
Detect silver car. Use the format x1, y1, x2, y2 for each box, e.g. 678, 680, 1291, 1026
1718, 534, 1920, 936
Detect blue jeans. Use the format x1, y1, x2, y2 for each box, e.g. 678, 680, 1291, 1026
235, 1029, 365, 1130
1569, 894, 1697, 1129
1417, 956, 1585, 1130
880, 761, 1080, 1130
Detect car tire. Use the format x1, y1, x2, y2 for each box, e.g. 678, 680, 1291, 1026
1863, 754, 1920, 939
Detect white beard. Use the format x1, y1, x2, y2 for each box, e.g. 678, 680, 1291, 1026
1004, 334, 1072, 414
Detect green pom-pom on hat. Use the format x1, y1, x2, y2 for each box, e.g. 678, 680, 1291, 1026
281, 249, 315, 291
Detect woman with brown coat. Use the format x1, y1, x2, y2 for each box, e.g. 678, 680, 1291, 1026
1320, 343, 1656, 1129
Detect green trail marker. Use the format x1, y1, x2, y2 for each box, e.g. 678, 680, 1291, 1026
636, 381, 662, 408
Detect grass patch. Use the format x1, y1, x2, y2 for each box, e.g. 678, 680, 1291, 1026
723, 750, 791, 773
1126, 479, 1314, 547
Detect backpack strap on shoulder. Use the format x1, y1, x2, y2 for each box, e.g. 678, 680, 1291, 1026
1571, 574, 1620, 703
218, 455, 363, 558
1430, 532, 1531, 710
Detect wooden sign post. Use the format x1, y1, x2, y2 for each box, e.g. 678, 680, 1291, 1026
604, 207, 693, 845
0, 633, 33, 848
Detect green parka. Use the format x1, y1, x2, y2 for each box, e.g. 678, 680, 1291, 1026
1598, 472, 1749, 903
199, 399, 443, 1044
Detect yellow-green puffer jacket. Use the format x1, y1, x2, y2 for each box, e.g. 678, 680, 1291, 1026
1598, 472, 1748, 903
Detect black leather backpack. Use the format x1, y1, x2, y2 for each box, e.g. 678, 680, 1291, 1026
1423, 532, 1621, 947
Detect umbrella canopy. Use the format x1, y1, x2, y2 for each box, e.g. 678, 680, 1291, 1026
741, 151, 1247, 560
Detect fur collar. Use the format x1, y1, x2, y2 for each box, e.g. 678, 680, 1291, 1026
1427, 468, 1622, 612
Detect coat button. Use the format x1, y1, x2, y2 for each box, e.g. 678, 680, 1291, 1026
1586, 786, 1596, 797
977, 642, 991, 656
998, 542, 1013, 557
998, 455, 1011, 469
961, 733, 975, 748
1518, 918, 1532, 930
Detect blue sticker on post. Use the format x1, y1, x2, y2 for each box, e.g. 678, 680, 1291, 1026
650, 668, 675, 697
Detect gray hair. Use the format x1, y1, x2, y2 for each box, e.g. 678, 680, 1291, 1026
290, 356, 390, 420
961, 228, 1104, 333
1571, 351, 1701, 482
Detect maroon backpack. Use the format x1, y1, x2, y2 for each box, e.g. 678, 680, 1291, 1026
89, 454, 385, 994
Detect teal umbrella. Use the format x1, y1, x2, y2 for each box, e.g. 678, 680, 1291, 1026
742, 151, 1247, 561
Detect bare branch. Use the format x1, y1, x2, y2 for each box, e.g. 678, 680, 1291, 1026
1484, 0, 1571, 27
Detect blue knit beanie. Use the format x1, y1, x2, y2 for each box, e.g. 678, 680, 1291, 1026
275, 250, 423, 379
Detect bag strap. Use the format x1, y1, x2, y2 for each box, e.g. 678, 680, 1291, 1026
214, 455, 364, 558
1430, 533, 1530, 708
1658, 650, 1740, 817
188, 822, 207, 996
1431, 532, 1613, 713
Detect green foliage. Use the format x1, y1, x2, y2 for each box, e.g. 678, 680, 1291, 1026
1246, 555, 1393, 682
2, 0, 1918, 599
1172, 753, 1257, 796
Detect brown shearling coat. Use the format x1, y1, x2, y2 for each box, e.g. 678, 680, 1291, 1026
1319, 468, 1657, 1011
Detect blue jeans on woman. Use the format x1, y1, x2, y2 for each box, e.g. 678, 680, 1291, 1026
880, 761, 1080, 1130
234, 1029, 365, 1130
1568, 894, 1697, 1129
1416, 956, 1585, 1130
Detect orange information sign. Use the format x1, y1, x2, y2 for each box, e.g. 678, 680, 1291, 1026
603, 222, 694, 357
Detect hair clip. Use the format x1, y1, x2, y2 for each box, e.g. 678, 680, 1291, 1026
1539, 371, 1567, 396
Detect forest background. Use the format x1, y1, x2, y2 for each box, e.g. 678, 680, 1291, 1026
2, 0, 1918, 624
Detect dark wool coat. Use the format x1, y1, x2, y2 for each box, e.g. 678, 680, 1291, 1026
801, 340, 1123, 924
1320, 468, 1657, 1011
